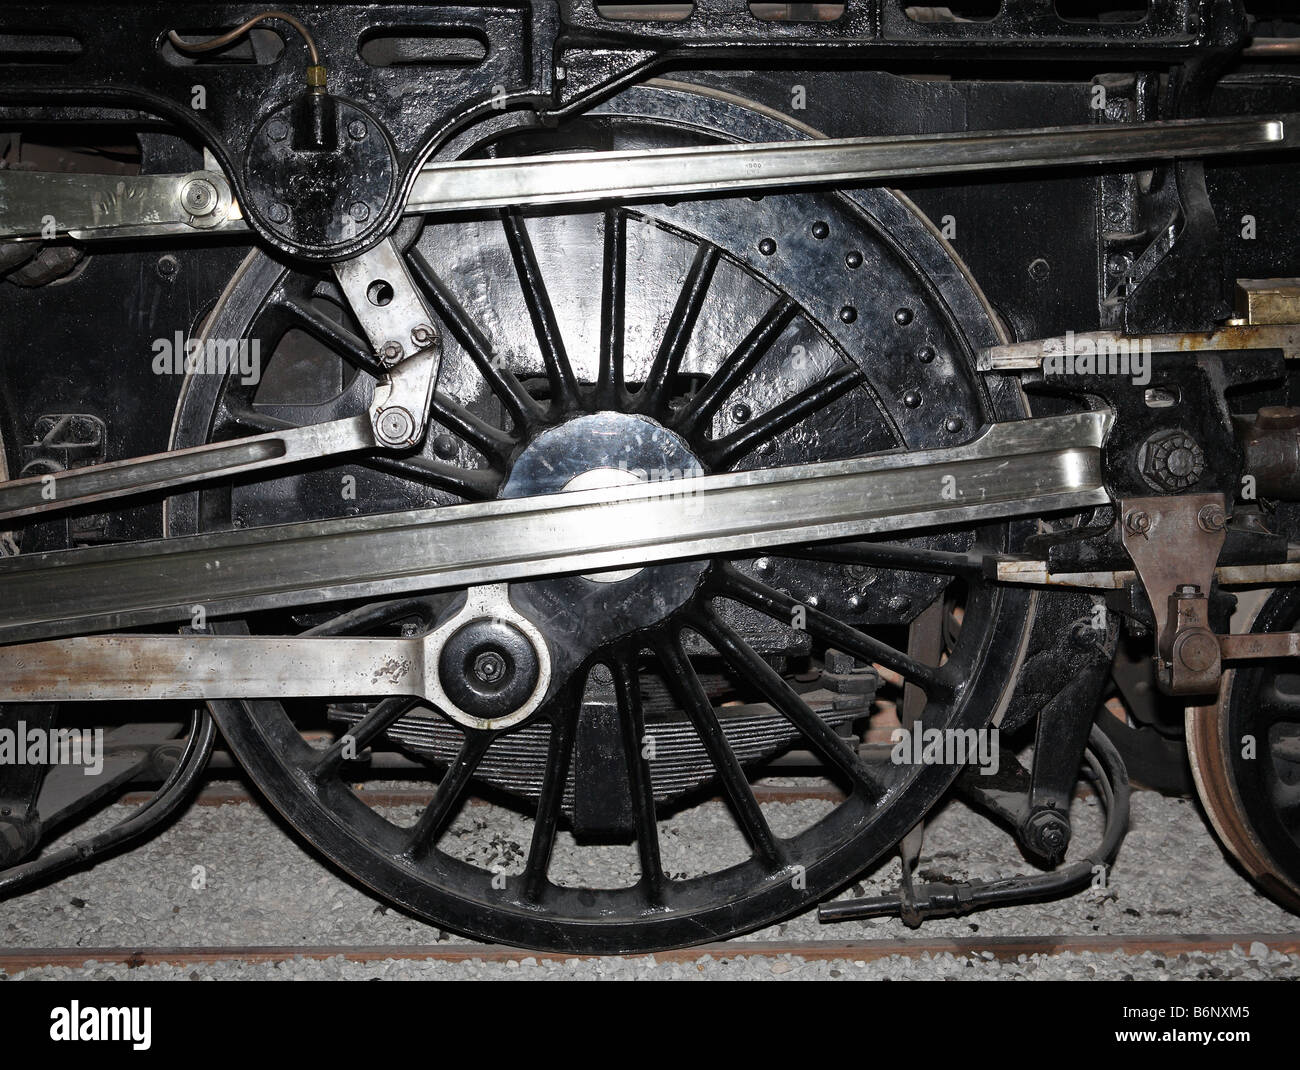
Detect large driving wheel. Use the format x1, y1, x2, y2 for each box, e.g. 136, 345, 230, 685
165, 83, 1037, 952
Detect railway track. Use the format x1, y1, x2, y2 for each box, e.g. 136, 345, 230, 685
120, 779, 848, 808
4, 934, 1298, 973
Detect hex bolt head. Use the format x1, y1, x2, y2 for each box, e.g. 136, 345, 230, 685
473, 650, 507, 684
1124, 509, 1151, 537
1197, 504, 1228, 533
377, 407, 415, 445
410, 323, 437, 349
349, 202, 370, 222
267, 202, 290, 225
266, 119, 289, 142
1139, 429, 1205, 492
347, 119, 368, 141
432, 433, 457, 460
1024, 809, 1071, 862
379, 340, 404, 365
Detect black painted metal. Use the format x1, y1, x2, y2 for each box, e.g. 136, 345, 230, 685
3, 0, 1300, 948
155, 85, 1038, 951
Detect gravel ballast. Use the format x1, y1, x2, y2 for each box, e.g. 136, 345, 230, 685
2, 780, 1297, 980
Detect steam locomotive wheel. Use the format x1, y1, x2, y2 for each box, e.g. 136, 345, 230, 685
166, 84, 1036, 952
1188, 587, 1300, 912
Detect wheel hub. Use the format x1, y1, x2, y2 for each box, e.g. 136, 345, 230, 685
502, 412, 709, 646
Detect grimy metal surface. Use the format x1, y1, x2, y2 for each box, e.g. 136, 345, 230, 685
405, 114, 1293, 214
0, 414, 373, 522
0, 633, 427, 702
0, 412, 1109, 641
2, 0, 1298, 955
0, 232, 445, 521
0, 113, 1292, 243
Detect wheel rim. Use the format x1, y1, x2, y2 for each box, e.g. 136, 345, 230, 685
1189, 586, 1300, 912
166, 83, 1035, 952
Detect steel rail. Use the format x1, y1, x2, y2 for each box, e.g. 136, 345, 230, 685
3, 933, 1297, 972
0, 411, 1111, 643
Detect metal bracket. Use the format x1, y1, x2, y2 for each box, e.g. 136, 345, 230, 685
331, 238, 442, 450
0, 168, 244, 242
1120, 493, 1300, 691
1120, 493, 1226, 695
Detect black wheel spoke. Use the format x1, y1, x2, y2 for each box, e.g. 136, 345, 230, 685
1271, 780, 1300, 825
715, 563, 951, 696
689, 609, 885, 799
595, 208, 628, 409
673, 297, 798, 440
314, 696, 421, 777
355, 452, 499, 500
1261, 680, 1300, 725
219, 402, 296, 434
501, 210, 582, 412
273, 295, 384, 375
430, 391, 515, 468
522, 700, 579, 901
405, 732, 494, 860
407, 247, 543, 433
774, 540, 984, 579
301, 596, 434, 636
654, 633, 783, 869
613, 650, 665, 900
637, 243, 720, 417
702, 363, 864, 470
